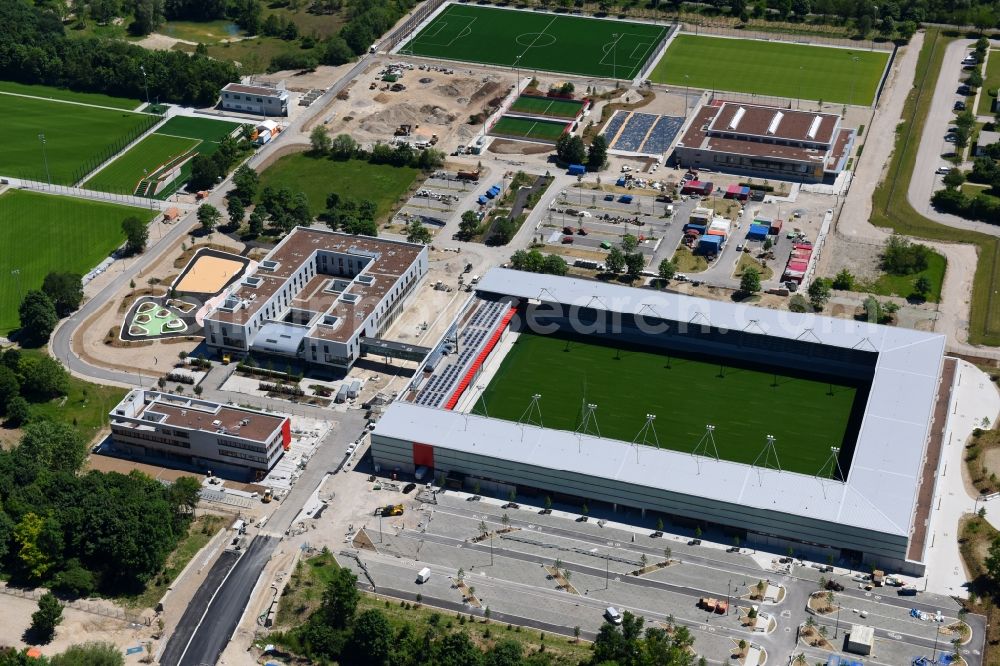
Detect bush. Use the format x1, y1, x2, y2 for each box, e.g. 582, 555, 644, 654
881, 233, 931, 275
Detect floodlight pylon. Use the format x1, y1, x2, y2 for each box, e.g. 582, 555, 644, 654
575, 403, 600, 452
691, 425, 720, 474
632, 414, 659, 462
518, 394, 543, 441
751, 434, 782, 472
816, 446, 845, 481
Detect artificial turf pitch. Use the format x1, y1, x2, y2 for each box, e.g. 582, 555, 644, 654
402, 5, 666, 79
472, 332, 860, 475
0, 190, 155, 333
492, 116, 569, 142
84, 134, 199, 194
509, 95, 584, 119
650, 35, 889, 106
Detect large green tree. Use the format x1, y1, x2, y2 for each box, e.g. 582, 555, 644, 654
18, 291, 58, 346
41, 272, 83, 317
121, 216, 149, 255
30, 592, 63, 644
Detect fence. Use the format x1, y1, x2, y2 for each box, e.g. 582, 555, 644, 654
0, 584, 147, 625
69, 113, 161, 186
682, 20, 894, 51
17, 180, 165, 210
384, 0, 450, 52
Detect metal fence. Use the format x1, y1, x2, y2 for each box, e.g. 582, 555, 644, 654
681, 20, 893, 51
16, 180, 165, 209
0, 584, 147, 625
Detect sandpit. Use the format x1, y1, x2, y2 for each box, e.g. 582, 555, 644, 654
175, 255, 246, 294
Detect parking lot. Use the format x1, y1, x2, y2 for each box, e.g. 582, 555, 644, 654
312, 460, 983, 666
391, 174, 480, 232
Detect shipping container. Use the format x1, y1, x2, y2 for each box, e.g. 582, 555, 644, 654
567, 164, 586, 175
683, 223, 708, 234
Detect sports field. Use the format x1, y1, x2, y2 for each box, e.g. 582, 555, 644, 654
491, 115, 569, 142
84, 116, 241, 196
509, 95, 584, 119
0, 95, 156, 185
650, 35, 889, 106
84, 134, 199, 194
401, 5, 666, 79
472, 332, 861, 475
0, 80, 142, 110
0, 190, 155, 333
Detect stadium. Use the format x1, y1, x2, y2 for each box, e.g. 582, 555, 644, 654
371, 268, 953, 575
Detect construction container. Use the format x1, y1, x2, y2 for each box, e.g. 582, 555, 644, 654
747, 223, 769, 241
567, 164, 586, 175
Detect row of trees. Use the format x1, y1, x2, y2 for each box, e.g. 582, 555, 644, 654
604, 235, 647, 279
509, 249, 569, 275
0, 349, 71, 429
1, 641, 124, 664
555, 134, 607, 171
0, 2, 238, 106
283, 565, 699, 665
309, 129, 446, 171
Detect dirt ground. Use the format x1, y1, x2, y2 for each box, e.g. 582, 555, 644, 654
316, 64, 507, 149
0, 590, 154, 663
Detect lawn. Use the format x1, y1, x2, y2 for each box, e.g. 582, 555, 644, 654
121, 514, 226, 609
83, 134, 199, 194
862, 249, 947, 302
401, 5, 666, 79
733, 252, 774, 280
868, 29, 1000, 345
509, 95, 585, 119
157, 116, 242, 143
257, 153, 420, 220
20, 348, 127, 443
472, 331, 860, 475
978, 50, 1000, 116
671, 246, 708, 272
0, 190, 155, 333
0, 80, 141, 110
0, 95, 156, 185
650, 35, 889, 106
492, 116, 569, 142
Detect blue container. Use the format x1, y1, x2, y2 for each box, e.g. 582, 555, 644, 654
567, 164, 586, 175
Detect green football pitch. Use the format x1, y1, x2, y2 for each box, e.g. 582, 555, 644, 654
0, 190, 155, 333
492, 115, 569, 141
651, 35, 889, 105
0, 95, 156, 185
402, 5, 667, 79
84, 116, 241, 195
509, 95, 584, 118
472, 332, 862, 475
84, 134, 199, 194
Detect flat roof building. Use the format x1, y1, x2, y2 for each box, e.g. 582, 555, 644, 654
221, 82, 289, 117
110, 389, 291, 475
371, 268, 954, 575
846, 624, 874, 655
203, 228, 428, 370
674, 101, 855, 183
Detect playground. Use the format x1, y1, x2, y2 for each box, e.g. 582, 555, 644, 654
127, 300, 188, 337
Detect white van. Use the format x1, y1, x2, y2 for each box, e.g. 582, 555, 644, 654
604, 607, 623, 625
416, 567, 431, 584
666, 204, 674, 216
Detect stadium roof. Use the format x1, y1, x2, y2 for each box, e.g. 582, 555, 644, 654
376, 269, 947, 542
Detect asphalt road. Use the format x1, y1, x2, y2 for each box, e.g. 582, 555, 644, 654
175, 535, 277, 666
159, 549, 240, 666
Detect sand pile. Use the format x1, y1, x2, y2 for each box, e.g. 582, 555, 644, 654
360, 103, 459, 135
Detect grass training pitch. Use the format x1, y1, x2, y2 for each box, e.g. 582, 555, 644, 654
509, 95, 584, 119
492, 115, 569, 142
258, 153, 419, 220
401, 5, 666, 79
0, 95, 155, 185
84, 134, 199, 194
0, 190, 155, 333
0, 80, 141, 110
472, 332, 861, 475
84, 116, 241, 196
650, 35, 889, 106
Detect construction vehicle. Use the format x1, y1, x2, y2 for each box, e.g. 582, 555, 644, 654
262, 488, 273, 503
377, 504, 404, 517
395, 124, 412, 136
221, 353, 231, 365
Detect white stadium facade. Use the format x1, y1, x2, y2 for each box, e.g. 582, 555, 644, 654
371, 269, 955, 574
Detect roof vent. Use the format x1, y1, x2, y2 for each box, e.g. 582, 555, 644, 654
728, 107, 746, 130
806, 115, 822, 140
767, 112, 784, 135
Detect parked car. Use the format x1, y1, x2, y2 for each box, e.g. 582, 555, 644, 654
825, 580, 845, 591
402, 482, 416, 494
561, 236, 574, 244
650, 531, 664, 538
936, 166, 952, 175
577, 228, 588, 236
954, 100, 967, 111
604, 607, 623, 625
502, 502, 519, 509
957, 85, 970, 95
944, 134, 957, 143
726, 546, 740, 553
688, 538, 701, 546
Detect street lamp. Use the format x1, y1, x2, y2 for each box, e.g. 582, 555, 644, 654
140, 65, 150, 106
849, 56, 859, 108
684, 74, 690, 118
514, 55, 522, 91
38, 133, 51, 185
797, 66, 803, 109
611, 34, 618, 86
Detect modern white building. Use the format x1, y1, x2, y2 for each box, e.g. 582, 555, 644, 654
109, 389, 291, 475
371, 269, 954, 575
220, 82, 289, 116
203, 228, 428, 370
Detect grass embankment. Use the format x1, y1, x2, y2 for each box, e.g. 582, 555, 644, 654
275, 549, 592, 664
977, 50, 1000, 116
733, 253, 774, 281
257, 153, 420, 221
123, 514, 227, 609
869, 29, 1000, 346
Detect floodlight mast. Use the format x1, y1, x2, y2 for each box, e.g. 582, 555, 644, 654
691, 424, 719, 474
632, 413, 659, 462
